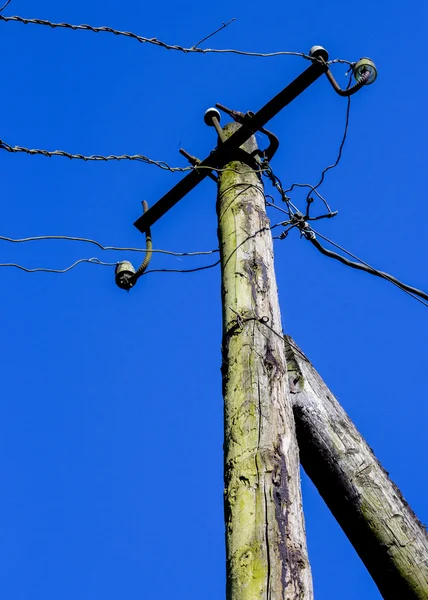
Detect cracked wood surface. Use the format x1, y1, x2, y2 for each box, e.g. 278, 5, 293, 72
285, 335, 428, 599
217, 122, 313, 600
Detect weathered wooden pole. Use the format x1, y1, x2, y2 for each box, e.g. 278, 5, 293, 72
217, 122, 313, 600
284, 335, 428, 599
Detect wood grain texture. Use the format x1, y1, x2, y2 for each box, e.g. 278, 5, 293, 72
218, 122, 313, 600
285, 335, 428, 599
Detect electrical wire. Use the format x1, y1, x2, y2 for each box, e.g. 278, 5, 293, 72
0, 15, 352, 63
192, 17, 236, 48
0, 233, 219, 256
0, 257, 117, 274
279, 182, 334, 214
0, 140, 190, 172
0, 257, 221, 277
263, 164, 299, 217
304, 93, 351, 201
0, 0, 12, 13
0, 139, 270, 175
140, 260, 221, 276
307, 227, 428, 308
265, 201, 290, 217
284, 75, 353, 202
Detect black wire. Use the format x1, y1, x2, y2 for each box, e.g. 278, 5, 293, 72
0, 0, 12, 13
141, 260, 220, 276
266, 201, 290, 217
0, 14, 326, 60
307, 228, 428, 308
263, 165, 298, 217
305, 98, 351, 201
284, 74, 353, 201
304, 74, 353, 201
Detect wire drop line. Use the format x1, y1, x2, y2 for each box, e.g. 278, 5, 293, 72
0, 234, 219, 256
0, 15, 352, 63
141, 260, 221, 276
0, 258, 117, 274
308, 228, 428, 307
284, 82, 352, 200
305, 94, 351, 200
0, 0, 12, 13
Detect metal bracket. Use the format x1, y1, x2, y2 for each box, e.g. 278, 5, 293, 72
216, 103, 280, 162
179, 149, 218, 182
180, 145, 262, 180
134, 59, 328, 233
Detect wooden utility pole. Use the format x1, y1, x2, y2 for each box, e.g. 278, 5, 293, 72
217, 122, 313, 599
284, 335, 428, 599
128, 49, 428, 599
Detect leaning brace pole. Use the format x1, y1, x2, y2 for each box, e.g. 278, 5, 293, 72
285, 336, 428, 599
217, 123, 313, 599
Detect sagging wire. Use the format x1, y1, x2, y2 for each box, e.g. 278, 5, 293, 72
303, 226, 428, 308
0, 213, 296, 280
0, 257, 117, 274
0, 233, 219, 257
141, 260, 221, 276
0, 15, 353, 64
0, 257, 222, 277
0, 139, 190, 172
0, 139, 271, 176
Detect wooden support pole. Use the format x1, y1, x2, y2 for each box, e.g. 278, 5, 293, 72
217, 122, 313, 599
284, 335, 428, 599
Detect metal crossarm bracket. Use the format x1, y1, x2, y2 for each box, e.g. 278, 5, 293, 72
134, 59, 328, 233
215, 104, 280, 162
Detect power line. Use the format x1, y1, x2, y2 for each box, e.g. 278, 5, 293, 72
142, 260, 221, 276
0, 139, 189, 172
0, 257, 221, 276
0, 0, 12, 13
0, 257, 117, 274
0, 233, 219, 256
0, 14, 353, 63
307, 227, 428, 308
0, 139, 271, 175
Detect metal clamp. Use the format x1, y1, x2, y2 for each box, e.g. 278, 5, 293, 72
215, 103, 280, 162
179, 148, 218, 182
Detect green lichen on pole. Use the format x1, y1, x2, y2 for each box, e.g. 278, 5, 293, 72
217, 122, 313, 600
285, 335, 428, 599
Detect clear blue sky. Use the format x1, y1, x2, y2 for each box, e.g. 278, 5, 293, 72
0, 1, 426, 598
